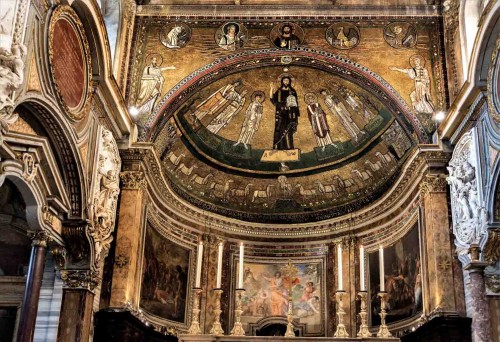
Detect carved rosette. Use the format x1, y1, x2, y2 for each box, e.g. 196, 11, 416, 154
60, 269, 100, 292
88, 128, 121, 268
120, 171, 147, 190
446, 130, 486, 257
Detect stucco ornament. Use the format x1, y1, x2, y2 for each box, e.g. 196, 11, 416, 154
0, 44, 26, 141
88, 128, 121, 267
446, 130, 487, 254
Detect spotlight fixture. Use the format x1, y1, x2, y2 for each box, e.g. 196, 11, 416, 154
434, 111, 445, 122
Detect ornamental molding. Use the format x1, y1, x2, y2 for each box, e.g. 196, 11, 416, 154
446, 130, 488, 256
60, 269, 100, 292
120, 171, 146, 190
133, 144, 448, 240
88, 128, 121, 269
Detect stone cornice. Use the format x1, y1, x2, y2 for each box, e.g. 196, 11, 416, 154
126, 143, 449, 240
136, 4, 441, 18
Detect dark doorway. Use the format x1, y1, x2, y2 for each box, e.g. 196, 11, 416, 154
256, 323, 298, 337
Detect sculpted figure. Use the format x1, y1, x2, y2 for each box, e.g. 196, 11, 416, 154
0, 44, 27, 138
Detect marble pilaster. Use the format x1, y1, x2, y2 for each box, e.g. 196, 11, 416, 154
109, 171, 147, 307
420, 174, 461, 315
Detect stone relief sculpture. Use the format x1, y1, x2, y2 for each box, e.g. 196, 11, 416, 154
446, 130, 486, 251
0, 43, 26, 141
390, 55, 435, 115
88, 128, 121, 267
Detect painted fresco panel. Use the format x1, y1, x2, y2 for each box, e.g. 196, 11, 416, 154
237, 260, 324, 335
140, 224, 190, 323
368, 223, 422, 325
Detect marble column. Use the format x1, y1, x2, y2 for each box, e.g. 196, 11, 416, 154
16, 230, 49, 342
419, 174, 462, 315
109, 171, 147, 307
465, 261, 492, 342
57, 270, 98, 342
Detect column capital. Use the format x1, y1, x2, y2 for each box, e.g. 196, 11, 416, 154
120, 171, 146, 190
29, 229, 51, 248
60, 269, 100, 292
419, 174, 448, 197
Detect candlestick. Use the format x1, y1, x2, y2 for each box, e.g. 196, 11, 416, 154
187, 288, 202, 335
357, 291, 371, 337
285, 299, 295, 337
333, 291, 349, 338
216, 242, 223, 289
377, 291, 392, 337
360, 245, 365, 291
210, 289, 224, 336
195, 241, 203, 288
230, 288, 245, 336
238, 243, 244, 289
337, 243, 343, 291
379, 246, 385, 292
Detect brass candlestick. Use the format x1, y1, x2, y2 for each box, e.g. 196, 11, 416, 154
187, 288, 202, 335
285, 298, 295, 337
334, 290, 349, 338
210, 289, 224, 336
377, 291, 392, 337
357, 291, 372, 337
230, 288, 245, 336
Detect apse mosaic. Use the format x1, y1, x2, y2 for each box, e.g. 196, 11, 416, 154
128, 19, 445, 222
237, 260, 324, 335
368, 222, 423, 325
140, 223, 190, 324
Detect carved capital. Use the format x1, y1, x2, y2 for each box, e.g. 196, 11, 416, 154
483, 229, 500, 264
419, 174, 448, 197
50, 246, 67, 270
120, 171, 146, 190
60, 269, 100, 292
29, 229, 51, 248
